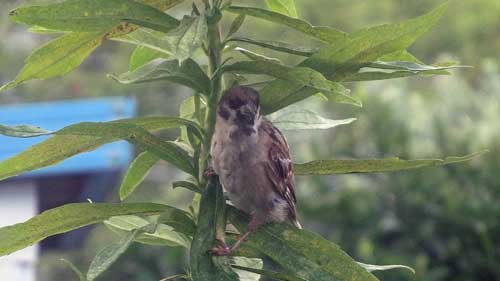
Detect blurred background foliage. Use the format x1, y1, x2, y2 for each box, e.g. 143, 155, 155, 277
0, 0, 498, 281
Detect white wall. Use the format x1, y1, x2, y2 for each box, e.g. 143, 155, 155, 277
0, 181, 38, 281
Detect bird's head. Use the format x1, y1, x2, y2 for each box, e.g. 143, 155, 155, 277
217, 86, 260, 128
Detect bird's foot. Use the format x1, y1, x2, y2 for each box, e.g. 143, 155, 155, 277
203, 166, 216, 178
210, 238, 232, 256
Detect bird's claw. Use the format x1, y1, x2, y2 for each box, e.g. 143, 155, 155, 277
210, 245, 232, 256
203, 167, 216, 178
210, 238, 232, 256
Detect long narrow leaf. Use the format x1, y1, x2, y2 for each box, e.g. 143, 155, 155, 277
0, 203, 172, 257
228, 207, 378, 281
231, 264, 306, 281
227, 6, 346, 44
112, 28, 173, 56
119, 151, 160, 200
110, 58, 211, 95
0, 117, 200, 181
265, 0, 298, 18
301, 2, 449, 81
267, 106, 356, 130
0, 124, 51, 138
129, 45, 170, 71
228, 37, 318, 57
190, 181, 239, 281
0, 32, 102, 92
60, 259, 86, 281
294, 151, 487, 175
346, 61, 468, 81
10, 0, 179, 33
357, 262, 415, 274
104, 215, 191, 248
223, 61, 360, 111
57, 122, 194, 174
165, 14, 207, 62
141, 0, 185, 11
87, 230, 139, 281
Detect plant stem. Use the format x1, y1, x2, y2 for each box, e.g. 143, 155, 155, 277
199, 10, 222, 183
190, 8, 237, 281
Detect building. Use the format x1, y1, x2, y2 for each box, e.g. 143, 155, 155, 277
0, 97, 136, 280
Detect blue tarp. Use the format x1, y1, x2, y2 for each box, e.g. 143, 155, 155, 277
0, 97, 136, 177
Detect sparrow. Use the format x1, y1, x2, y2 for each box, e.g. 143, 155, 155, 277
207, 85, 301, 256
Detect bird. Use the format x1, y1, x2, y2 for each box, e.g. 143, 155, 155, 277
207, 85, 301, 256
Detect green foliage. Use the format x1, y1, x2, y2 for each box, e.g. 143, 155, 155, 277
129, 46, 169, 71
265, 0, 298, 18
105, 215, 191, 247
227, 6, 346, 44
0, 124, 51, 137
294, 151, 487, 175
110, 58, 211, 94
119, 151, 160, 200
229, 207, 378, 281
0, 1, 486, 280
60, 258, 86, 281
0, 32, 103, 91
267, 106, 356, 131
0, 203, 171, 256
87, 230, 139, 281
0, 117, 201, 180
9, 0, 179, 32
165, 14, 207, 62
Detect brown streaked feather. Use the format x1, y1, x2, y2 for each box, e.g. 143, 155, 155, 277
259, 118, 299, 224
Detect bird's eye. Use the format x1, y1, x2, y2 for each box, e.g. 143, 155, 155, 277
228, 98, 244, 109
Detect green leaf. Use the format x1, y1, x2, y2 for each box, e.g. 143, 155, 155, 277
56, 121, 194, 174
0, 32, 102, 92
159, 274, 189, 281
28, 25, 66, 33
119, 151, 160, 201
265, 0, 298, 18
172, 180, 201, 193
228, 37, 318, 56
346, 61, 467, 81
228, 207, 378, 281
166, 14, 207, 62
104, 215, 191, 248
9, 0, 179, 33
0, 117, 200, 181
129, 46, 169, 71
231, 264, 306, 281
0, 124, 51, 137
223, 61, 360, 112
190, 181, 239, 281
267, 106, 356, 130
140, 0, 186, 11
112, 28, 173, 56
0, 203, 171, 257
227, 14, 245, 38
227, 6, 346, 44
294, 151, 487, 175
158, 208, 197, 236
235, 47, 282, 64
300, 2, 449, 81
110, 58, 211, 95
357, 262, 415, 274
60, 259, 86, 281
0, 134, 109, 181
87, 230, 139, 281
231, 257, 263, 281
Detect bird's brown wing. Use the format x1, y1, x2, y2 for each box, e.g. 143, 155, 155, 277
260, 118, 298, 222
